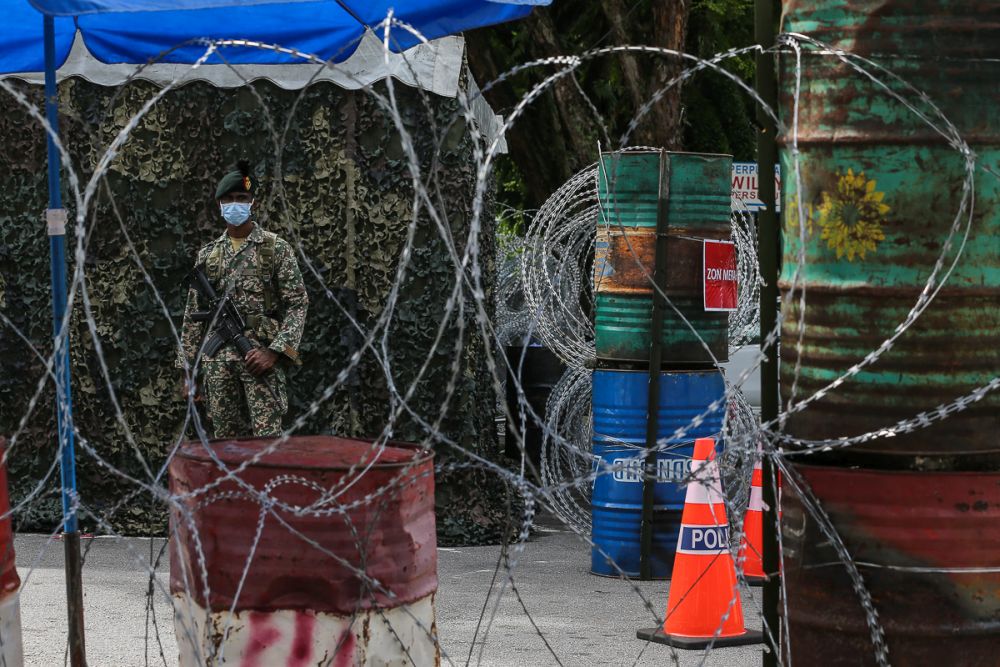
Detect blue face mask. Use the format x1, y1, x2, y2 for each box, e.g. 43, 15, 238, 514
221, 202, 252, 226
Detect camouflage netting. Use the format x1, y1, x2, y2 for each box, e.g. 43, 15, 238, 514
0, 76, 508, 542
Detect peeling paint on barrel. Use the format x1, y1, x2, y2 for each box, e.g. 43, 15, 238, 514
782, 462, 1000, 666
595, 150, 733, 365
778, 0, 1000, 463
594, 229, 729, 295
173, 594, 438, 667
169, 436, 438, 666
777, 4, 1000, 664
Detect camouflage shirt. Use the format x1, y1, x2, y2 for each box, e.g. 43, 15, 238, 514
178, 224, 308, 368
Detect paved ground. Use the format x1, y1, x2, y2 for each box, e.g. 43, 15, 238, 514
14, 516, 764, 666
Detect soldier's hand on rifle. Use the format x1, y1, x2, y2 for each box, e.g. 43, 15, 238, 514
245, 347, 279, 376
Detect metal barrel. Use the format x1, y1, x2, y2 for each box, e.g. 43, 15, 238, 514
504, 345, 566, 474
0, 438, 23, 667
779, 6, 1000, 662
778, 0, 1000, 465
598, 151, 734, 231
169, 436, 438, 667
782, 462, 1000, 666
590, 369, 725, 578
595, 150, 733, 366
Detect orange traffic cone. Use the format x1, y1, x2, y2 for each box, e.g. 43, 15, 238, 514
739, 447, 766, 585
637, 438, 762, 648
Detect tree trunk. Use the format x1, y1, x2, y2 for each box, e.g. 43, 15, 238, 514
466, 12, 600, 207
650, 1, 689, 150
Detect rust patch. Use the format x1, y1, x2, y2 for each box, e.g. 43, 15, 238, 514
783, 463, 1000, 665
169, 436, 438, 615
596, 228, 730, 296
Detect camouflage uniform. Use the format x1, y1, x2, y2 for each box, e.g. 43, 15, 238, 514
178, 224, 308, 438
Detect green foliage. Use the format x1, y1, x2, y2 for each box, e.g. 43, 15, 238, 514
687, 0, 756, 72
682, 70, 758, 160
467, 0, 758, 205
0, 78, 499, 539
683, 0, 757, 160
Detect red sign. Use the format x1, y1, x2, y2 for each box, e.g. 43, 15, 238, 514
703, 240, 738, 311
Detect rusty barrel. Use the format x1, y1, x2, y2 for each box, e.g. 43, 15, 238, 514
0, 438, 22, 666
169, 436, 438, 666
778, 3, 1000, 664
595, 150, 732, 365
778, 0, 1000, 465
782, 463, 1000, 666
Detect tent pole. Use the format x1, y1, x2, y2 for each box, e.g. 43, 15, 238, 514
43, 15, 87, 667
754, 0, 780, 665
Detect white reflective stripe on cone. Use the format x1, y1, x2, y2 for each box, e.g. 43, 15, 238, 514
0, 593, 24, 667
748, 486, 764, 512
173, 593, 439, 666
683, 459, 725, 505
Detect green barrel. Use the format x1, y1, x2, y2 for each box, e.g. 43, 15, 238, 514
595, 151, 732, 365
779, 0, 1000, 466
779, 2, 1000, 665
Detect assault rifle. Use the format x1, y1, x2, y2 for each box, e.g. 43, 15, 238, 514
188, 264, 255, 359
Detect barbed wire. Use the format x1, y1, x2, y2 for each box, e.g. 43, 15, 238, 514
0, 15, 994, 667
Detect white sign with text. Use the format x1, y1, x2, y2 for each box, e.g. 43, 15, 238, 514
731, 162, 781, 212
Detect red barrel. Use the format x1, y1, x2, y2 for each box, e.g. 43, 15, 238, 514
169, 436, 437, 666
0, 437, 23, 666
782, 463, 1000, 666
0, 438, 19, 600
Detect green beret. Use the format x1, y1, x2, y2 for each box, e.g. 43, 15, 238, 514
215, 160, 257, 199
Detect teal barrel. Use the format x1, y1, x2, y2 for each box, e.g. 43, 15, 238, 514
778, 0, 1000, 466
598, 151, 734, 230
595, 151, 733, 365
779, 2, 1000, 665
590, 369, 725, 578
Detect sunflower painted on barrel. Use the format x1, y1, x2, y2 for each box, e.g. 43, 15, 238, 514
816, 168, 889, 261
784, 167, 890, 262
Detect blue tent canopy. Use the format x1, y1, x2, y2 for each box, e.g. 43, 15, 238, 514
2, 0, 544, 73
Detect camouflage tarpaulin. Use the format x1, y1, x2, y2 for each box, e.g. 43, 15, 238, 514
0, 76, 501, 538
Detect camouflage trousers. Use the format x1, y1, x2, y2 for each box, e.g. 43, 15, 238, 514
202, 360, 287, 438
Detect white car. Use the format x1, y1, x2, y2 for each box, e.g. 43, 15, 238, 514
721, 344, 762, 410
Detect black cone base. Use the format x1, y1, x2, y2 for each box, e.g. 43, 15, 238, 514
745, 575, 766, 587
636, 627, 763, 649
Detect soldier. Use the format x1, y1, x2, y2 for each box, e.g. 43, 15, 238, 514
178, 161, 308, 438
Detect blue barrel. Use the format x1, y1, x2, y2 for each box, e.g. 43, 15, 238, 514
591, 369, 725, 578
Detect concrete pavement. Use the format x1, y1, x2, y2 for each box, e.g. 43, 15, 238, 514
14, 516, 764, 666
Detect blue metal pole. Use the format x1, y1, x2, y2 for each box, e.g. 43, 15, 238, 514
44, 14, 78, 536
44, 15, 87, 666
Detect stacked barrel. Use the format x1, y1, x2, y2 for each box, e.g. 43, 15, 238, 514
778, 2, 1000, 664
590, 150, 733, 578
